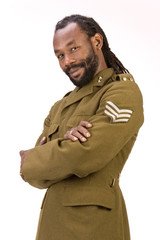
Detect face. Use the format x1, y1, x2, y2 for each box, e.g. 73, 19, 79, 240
53, 23, 99, 87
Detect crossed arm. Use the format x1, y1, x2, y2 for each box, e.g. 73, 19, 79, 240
19, 121, 92, 180
19, 82, 144, 186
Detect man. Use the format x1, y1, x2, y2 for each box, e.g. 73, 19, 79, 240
20, 15, 144, 240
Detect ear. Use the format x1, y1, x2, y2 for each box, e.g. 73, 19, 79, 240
91, 33, 103, 50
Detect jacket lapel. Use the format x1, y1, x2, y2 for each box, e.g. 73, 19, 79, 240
62, 68, 115, 110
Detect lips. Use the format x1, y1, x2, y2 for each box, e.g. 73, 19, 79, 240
69, 67, 82, 78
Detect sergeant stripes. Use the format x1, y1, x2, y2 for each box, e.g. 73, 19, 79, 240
104, 101, 133, 123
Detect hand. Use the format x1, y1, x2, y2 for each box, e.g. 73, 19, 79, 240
19, 136, 47, 180
19, 150, 30, 180
64, 121, 92, 142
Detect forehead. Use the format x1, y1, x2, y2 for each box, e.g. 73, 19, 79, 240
53, 22, 88, 50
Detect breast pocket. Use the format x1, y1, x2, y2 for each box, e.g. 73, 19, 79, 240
47, 123, 59, 141
66, 115, 92, 128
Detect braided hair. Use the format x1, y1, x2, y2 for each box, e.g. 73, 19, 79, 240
55, 14, 129, 74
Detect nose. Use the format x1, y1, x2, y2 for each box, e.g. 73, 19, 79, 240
64, 54, 75, 68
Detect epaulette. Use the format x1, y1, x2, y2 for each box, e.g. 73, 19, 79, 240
112, 73, 135, 82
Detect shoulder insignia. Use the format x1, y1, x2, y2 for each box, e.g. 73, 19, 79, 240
104, 101, 133, 123
112, 73, 135, 82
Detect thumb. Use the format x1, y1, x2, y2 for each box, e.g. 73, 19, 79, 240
38, 136, 47, 146
19, 150, 24, 157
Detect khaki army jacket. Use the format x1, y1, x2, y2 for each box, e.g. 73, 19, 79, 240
22, 68, 144, 240
22, 68, 143, 187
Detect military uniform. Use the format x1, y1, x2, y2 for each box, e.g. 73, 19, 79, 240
22, 68, 144, 240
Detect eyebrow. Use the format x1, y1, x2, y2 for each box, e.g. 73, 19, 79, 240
54, 40, 75, 54
66, 40, 74, 47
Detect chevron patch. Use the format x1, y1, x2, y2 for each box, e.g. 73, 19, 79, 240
104, 101, 133, 123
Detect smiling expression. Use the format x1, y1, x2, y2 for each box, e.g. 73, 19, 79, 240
53, 22, 100, 87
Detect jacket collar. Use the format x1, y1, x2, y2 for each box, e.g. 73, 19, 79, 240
63, 68, 115, 109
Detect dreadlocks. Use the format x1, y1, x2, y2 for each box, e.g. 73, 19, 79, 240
55, 14, 129, 74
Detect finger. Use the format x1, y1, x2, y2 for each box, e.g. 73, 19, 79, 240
64, 131, 78, 141
68, 134, 78, 141
77, 125, 91, 138
38, 136, 47, 146
19, 150, 24, 157
70, 128, 87, 142
79, 121, 92, 128
20, 172, 25, 181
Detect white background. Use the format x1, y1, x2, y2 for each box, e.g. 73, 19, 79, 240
0, 0, 160, 239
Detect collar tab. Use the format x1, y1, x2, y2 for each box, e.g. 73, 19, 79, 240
93, 68, 115, 87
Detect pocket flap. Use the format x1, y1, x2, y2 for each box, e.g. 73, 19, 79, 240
62, 186, 115, 209
48, 123, 59, 136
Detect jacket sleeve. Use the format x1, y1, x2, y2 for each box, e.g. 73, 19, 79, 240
22, 81, 144, 189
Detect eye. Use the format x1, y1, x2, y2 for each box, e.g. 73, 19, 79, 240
57, 53, 64, 60
71, 46, 78, 52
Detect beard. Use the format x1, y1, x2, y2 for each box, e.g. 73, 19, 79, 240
64, 49, 99, 88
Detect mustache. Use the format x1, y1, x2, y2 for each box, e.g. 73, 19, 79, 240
64, 62, 86, 75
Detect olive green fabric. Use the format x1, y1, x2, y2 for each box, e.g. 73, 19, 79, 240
22, 68, 144, 240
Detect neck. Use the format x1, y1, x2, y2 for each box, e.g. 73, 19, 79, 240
94, 52, 108, 77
